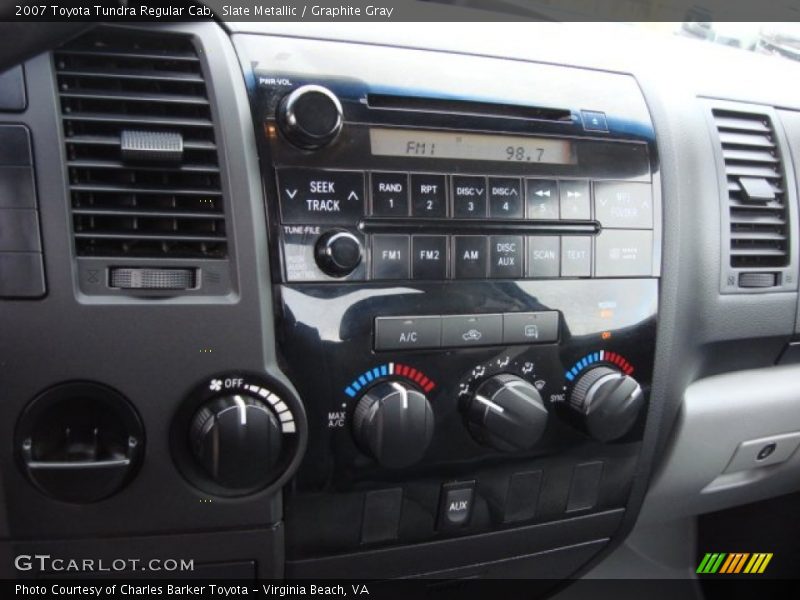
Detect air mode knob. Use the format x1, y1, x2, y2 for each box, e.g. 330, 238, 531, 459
465, 374, 548, 452
277, 84, 343, 149
352, 381, 434, 469
568, 366, 643, 442
315, 230, 362, 277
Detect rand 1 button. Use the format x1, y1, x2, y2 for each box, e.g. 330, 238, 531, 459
411, 173, 447, 217
527, 236, 560, 278
502, 312, 559, 344
559, 180, 591, 220
595, 229, 654, 277
441, 314, 503, 348
412, 235, 448, 280
453, 236, 488, 279
489, 177, 523, 218
594, 181, 653, 229
374, 316, 441, 351
452, 175, 487, 218
489, 235, 523, 278
277, 168, 364, 225
526, 179, 559, 219
371, 172, 409, 216
372, 235, 410, 279
561, 236, 592, 277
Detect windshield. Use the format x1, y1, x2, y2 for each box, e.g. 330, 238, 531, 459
631, 22, 800, 61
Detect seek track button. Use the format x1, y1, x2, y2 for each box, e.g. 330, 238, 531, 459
277, 168, 364, 224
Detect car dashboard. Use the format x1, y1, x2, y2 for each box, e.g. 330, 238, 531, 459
1, 20, 800, 586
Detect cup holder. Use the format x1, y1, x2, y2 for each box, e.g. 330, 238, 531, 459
15, 382, 144, 503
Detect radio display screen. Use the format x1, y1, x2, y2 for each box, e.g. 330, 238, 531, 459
369, 127, 577, 164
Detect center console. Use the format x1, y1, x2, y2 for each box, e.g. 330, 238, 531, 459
235, 35, 661, 578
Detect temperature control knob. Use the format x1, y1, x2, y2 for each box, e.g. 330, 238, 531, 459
352, 381, 434, 469
465, 374, 548, 452
315, 230, 362, 277
277, 85, 343, 149
568, 366, 643, 442
190, 395, 282, 489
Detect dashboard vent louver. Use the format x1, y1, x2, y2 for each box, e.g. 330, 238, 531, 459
55, 30, 227, 259
712, 109, 788, 269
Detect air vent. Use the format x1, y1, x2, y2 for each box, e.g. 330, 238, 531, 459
712, 109, 788, 269
54, 30, 227, 259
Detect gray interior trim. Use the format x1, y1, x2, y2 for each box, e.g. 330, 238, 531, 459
640, 364, 800, 522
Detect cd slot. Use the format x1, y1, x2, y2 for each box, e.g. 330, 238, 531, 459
360, 218, 598, 235
367, 94, 572, 123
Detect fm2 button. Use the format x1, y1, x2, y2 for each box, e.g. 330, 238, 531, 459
438, 481, 475, 530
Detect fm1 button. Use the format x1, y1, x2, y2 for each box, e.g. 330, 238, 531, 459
372, 235, 410, 280
374, 316, 441, 351
438, 481, 475, 530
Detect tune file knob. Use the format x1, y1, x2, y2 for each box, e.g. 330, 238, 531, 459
465, 374, 548, 452
315, 229, 362, 277
568, 366, 643, 442
352, 381, 434, 469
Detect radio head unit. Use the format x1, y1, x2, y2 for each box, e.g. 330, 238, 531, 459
238, 34, 660, 570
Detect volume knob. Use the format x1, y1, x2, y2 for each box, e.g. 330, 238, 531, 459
277, 85, 343, 150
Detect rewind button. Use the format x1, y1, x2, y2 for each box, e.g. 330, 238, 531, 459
526, 179, 559, 220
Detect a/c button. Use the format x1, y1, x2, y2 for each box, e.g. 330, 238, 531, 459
375, 316, 441, 351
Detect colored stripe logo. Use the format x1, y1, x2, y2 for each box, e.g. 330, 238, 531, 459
697, 552, 772, 574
